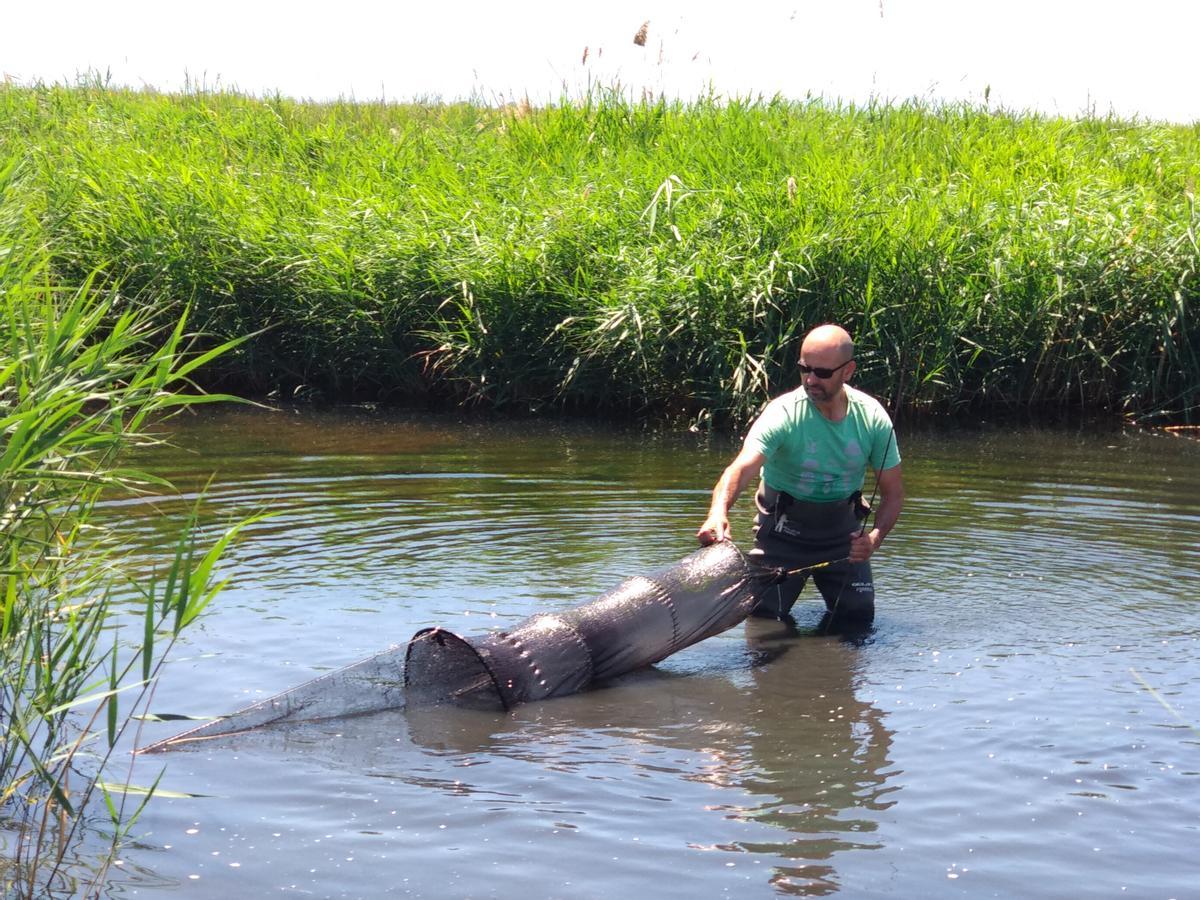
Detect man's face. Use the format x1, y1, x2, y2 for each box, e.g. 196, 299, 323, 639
799, 344, 855, 402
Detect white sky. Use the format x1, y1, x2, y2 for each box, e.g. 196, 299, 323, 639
3, 1, 1196, 122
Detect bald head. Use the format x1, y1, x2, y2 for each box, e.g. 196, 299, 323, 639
797, 324, 856, 408
801, 324, 854, 361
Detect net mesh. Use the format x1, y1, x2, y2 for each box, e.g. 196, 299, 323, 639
139, 644, 410, 751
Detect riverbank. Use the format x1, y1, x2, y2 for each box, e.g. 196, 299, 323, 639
2, 83, 1196, 425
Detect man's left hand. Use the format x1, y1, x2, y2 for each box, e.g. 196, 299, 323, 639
848, 528, 881, 563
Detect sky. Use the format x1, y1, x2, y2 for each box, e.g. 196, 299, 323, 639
3, 0, 1197, 123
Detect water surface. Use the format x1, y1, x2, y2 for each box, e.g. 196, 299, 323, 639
99, 408, 1199, 898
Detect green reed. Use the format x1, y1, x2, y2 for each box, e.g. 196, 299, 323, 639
2, 82, 1197, 425
0, 160, 251, 897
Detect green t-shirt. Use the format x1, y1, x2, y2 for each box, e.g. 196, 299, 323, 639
744, 385, 901, 502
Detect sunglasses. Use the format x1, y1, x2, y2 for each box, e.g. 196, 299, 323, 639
798, 358, 853, 379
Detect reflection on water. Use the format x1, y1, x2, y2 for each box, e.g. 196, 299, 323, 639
94, 409, 1200, 898
734, 619, 895, 896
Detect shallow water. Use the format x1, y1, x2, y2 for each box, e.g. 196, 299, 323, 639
94, 408, 1198, 898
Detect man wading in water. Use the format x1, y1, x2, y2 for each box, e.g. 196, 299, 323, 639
697, 324, 904, 624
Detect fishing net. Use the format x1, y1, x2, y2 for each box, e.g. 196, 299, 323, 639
138, 644, 412, 751
405, 540, 767, 710
140, 541, 771, 751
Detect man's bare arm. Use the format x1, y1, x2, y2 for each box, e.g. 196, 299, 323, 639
697, 447, 766, 545
849, 464, 904, 562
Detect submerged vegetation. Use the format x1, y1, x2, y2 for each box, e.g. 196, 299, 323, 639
2, 82, 1197, 425
0, 162, 249, 896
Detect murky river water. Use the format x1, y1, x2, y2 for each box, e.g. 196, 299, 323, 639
94, 408, 1198, 898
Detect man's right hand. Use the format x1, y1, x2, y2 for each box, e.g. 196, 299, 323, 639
697, 446, 764, 547
696, 514, 730, 545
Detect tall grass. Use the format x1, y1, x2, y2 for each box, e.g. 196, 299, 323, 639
2, 82, 1197, 425
0, 161, 250, 897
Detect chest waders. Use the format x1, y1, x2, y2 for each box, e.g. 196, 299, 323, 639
749, 484, 875, 622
